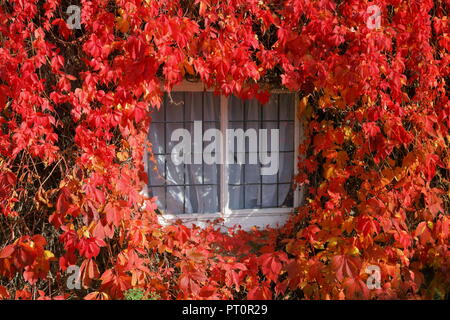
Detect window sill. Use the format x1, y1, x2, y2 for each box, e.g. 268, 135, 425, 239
157, 208, 293, 231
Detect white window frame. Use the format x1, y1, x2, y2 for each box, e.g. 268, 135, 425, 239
144, 81, 305, 230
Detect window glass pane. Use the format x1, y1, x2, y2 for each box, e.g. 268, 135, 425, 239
228, 120, 244, 131
279, 152, 294, 183
262, 95, 278, 121
185, 185, 219, 213
228, 163, 243, 185
151, 105, 165, 122
261, 121, 278, 131
203, 163, 219, 184
262, 185, 277, 208
185, 163, 202, 185
229, 96, 244, 121
228, 185, 244, 210
165, 92, 185, 122
245, 184, 260, 209
166, 158, 184, 185
244, 161, 260, 184
280, 121, 294, 152
204, 92, 220, 122
246, 99, 260, 121
166, 186, 185, 213
262, 170, 277, 183
185, 92, 203, 121
278, 184, 294, 207
279, 94, 295, 120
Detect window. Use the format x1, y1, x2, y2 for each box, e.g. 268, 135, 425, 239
144, 82, 303, 230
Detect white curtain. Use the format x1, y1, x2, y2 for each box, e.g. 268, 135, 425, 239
227, 94, 294, 209
148, 92, 220, 214
148, 92, 294, 214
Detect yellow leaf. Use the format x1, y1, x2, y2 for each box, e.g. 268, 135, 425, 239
342, 217, 354, 234
324, 165, 335, 179
381, 168, 394, 186
152, 230, 162, 238
347, 246, 360, 256
297, 96, 308, 118
183, 59, 195, 75
313, 242, 324, 249
327, 237, 339, 248
117, 151, 129, 162
44, 250, 55, 260
116, 16, 130, 33
343, 126, 353, 138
